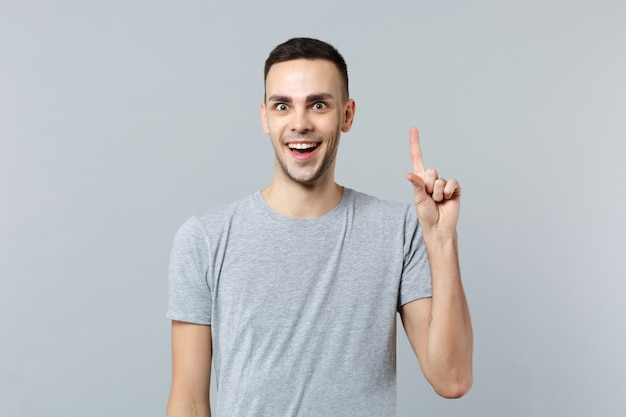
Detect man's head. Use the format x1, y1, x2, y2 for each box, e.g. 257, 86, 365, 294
260, 38, 356, 188
264, 38, 349, 102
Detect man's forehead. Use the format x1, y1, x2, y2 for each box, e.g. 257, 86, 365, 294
265, 59, 342, 92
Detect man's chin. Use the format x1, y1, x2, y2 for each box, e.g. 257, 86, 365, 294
277, 156, 333, 187
290, 175, 322, 187
284, 169, 324, 187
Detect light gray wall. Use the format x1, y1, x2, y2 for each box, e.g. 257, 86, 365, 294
2, 1, 625, 416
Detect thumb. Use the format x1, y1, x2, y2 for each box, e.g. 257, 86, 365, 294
406, 173, 429, 207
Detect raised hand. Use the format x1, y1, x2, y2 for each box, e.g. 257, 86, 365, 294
405, 127, 461, 232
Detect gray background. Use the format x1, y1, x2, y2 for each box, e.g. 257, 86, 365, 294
2, 0, 625, 416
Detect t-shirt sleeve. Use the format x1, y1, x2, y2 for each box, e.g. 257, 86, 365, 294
399, 206, 432, 307
166, 216, 212, 325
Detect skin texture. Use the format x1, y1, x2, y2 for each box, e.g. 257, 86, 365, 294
167, 58, 473, 416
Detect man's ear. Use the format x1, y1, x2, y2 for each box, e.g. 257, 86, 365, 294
260, 102, 269, 134
341, 99, 356, 132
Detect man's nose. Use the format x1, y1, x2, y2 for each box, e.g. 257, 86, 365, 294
291, 109, 313, 133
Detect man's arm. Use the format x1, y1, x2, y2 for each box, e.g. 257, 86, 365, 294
167, 321, 212, 417
402, 127, 473, 398
399, 234, 472, 398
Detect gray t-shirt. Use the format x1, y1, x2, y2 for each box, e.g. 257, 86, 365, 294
167, 188, 432, 416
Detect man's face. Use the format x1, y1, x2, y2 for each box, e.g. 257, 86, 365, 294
261, 59, 355, 187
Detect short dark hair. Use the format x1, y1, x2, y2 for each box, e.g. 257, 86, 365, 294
264, 37, 349, 100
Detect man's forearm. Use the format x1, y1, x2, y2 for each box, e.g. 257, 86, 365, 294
423, 229, 473, 398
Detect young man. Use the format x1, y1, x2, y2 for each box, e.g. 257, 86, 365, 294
166, 38, 472, 417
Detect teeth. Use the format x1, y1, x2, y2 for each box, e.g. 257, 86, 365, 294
288, 143, 318, 150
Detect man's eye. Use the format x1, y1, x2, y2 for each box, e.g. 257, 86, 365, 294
312, 102, 327, 110
274, 103, 288, 111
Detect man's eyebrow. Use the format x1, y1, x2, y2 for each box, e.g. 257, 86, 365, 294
266, 93, 336, 103
267, 95, 292, 103
307, 93, 334, 102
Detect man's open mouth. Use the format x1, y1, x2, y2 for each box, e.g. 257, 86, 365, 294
287, 143, 319, 154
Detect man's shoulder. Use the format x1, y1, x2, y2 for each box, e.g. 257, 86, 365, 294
196, 192, 257, 221
347, 188, 413, 216
176, 192, 260, 235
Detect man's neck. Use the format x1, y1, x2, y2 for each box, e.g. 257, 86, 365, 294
260, 177, 343, 220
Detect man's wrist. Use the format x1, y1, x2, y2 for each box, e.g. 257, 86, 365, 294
422, 227, 458, 245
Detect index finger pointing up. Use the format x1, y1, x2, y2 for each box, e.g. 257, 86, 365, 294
409, 127, 425, 178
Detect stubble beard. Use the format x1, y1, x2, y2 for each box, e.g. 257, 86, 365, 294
275, 133, 339, 187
